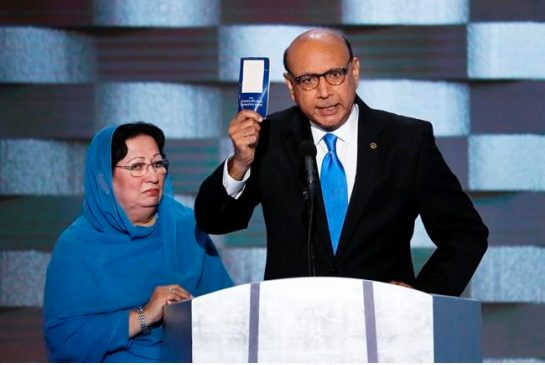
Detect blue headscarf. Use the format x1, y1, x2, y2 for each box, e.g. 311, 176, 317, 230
44, 124, 233, 362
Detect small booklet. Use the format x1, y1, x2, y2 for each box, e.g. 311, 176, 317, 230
238, 57, 270, 118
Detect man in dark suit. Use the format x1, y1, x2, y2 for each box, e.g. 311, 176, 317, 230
195, 28, 487, 296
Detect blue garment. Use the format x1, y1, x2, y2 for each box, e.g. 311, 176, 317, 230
320, 133, 348, 254
43, 125, 233, 362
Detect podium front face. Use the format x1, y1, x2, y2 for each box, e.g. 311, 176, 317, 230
163, 277, 481, 363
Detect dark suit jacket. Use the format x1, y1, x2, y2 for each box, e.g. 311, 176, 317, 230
195, 97, 488, 296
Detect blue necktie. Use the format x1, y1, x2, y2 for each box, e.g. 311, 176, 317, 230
320, 133, 348, 254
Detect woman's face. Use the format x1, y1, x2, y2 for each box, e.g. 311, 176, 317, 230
112, 134, 165, 225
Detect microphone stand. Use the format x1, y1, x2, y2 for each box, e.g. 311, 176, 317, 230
302, 159, 317, 277
305, 188, 316, 276
299, 141, 318, 277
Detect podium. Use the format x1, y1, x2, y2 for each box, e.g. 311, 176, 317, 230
163, 277, 482, 362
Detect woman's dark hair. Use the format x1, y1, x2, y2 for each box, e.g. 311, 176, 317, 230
111, 122, 166, 168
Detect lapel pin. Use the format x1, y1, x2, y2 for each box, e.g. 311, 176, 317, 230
370, 142, 378, 149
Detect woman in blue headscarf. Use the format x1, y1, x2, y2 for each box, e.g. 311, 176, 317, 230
44, 122, 233, 362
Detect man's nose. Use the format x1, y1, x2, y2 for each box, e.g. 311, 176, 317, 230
316, 75, 331, 97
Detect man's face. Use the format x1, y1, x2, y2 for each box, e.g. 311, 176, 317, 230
284, 34, 360, 131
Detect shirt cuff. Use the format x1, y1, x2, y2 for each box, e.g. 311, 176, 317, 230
222, 155, 251, 199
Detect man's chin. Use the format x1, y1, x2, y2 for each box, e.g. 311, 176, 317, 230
313, 118, 347, 131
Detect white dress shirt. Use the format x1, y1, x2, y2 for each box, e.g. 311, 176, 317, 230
223, 103, 360, 200
311, 103, 359, 201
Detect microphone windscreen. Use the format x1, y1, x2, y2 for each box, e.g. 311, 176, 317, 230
298, 140, 317, 159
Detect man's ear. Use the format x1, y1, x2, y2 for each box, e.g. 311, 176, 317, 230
351, 57, 361, 88
284, 73, 296, 103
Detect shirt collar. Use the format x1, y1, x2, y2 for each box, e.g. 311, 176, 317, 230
310, 103, 359, 146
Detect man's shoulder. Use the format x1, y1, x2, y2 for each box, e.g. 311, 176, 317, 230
258, 105, 306, 139
265, 105, 302, 124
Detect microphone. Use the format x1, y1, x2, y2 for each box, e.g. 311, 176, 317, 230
298, 141, 318, 199
298, 141, 317, 276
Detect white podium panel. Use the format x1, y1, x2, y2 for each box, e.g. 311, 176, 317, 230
258, 277, 367, 362
164, 277, 481, 362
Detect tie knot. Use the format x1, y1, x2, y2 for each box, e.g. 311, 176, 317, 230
323, 133, 338, 153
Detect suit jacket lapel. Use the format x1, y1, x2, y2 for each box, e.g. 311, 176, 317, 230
283, 108, 312, 185
283, 109, 333, 257
336, 97, 385, 257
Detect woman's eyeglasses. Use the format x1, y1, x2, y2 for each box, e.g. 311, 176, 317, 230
115, 159, 169, 177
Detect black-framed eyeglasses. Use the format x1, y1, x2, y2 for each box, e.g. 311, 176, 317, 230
286, 59, 353, 91
115, 159, 169, 177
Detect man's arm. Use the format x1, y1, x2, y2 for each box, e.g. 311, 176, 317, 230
414, 122, 488, 296
194, 161, 258, 235
195, 110, 263, 235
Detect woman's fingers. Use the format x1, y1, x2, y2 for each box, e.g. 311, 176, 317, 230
165, 285, 193, 303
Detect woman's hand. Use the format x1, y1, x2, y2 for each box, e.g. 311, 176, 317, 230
144, 285, 192, 325
129, 284, 192, 337
389, 280, 413, 289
